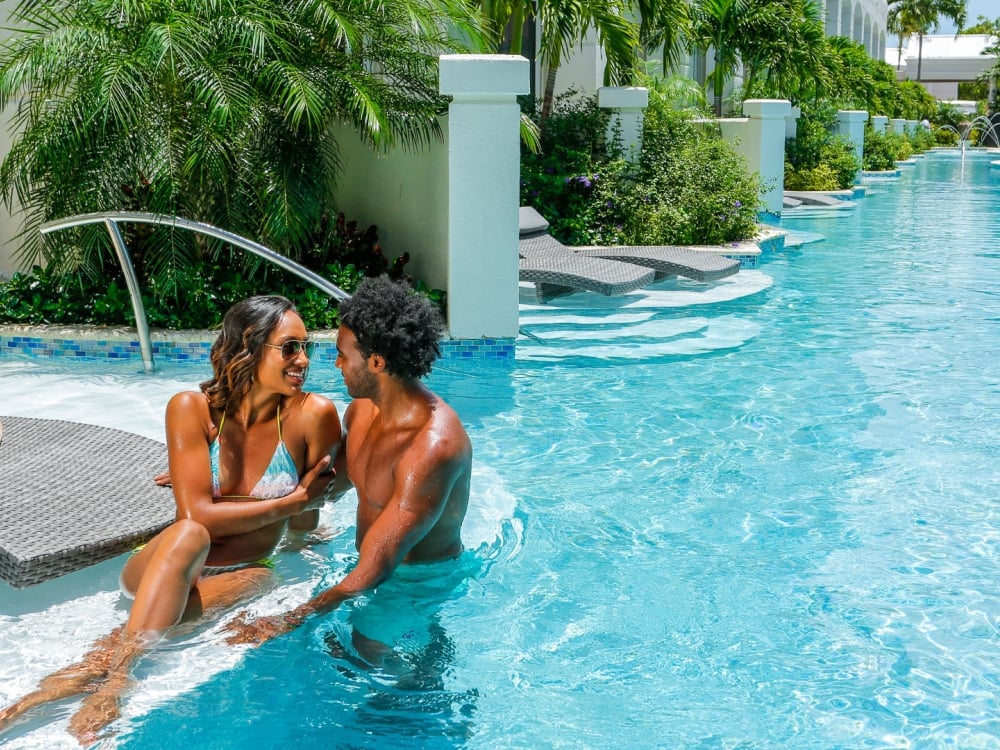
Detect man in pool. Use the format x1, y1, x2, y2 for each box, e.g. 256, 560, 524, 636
225, 275, 472, 645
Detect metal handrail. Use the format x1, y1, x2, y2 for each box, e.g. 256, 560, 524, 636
40, 211, 351, 372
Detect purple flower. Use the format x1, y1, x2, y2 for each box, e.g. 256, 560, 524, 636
734, 200, 742, 208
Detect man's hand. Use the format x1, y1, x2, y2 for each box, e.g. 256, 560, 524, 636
224, 611, 302, 646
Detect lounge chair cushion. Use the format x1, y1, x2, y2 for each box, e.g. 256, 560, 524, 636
519, 206, 550, 237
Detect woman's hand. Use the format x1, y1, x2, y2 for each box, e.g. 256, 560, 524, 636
294, 456, 335, 512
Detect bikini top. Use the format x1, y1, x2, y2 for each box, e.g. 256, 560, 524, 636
209, 404, 299, 500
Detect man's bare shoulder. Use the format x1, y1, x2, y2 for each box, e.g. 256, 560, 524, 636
344, 398, 376, 431
417, 392, 471, 463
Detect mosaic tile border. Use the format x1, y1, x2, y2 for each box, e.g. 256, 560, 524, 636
0, 328, 515, 366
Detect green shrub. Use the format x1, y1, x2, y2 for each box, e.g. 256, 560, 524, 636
0, 216, 441, 329
784, 163, 842, 191
520, 92, 761, 247
909, 126, 936, 153
520, 92, 614, 245
934, 128, 960, 146
588, 131, 760, 246
784, 104, 860, 190
863, 127, 897, 171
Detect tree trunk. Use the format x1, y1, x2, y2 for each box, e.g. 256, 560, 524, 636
713, 50, 723, 117
541, 64, 559, 124
916, 33, 923, 81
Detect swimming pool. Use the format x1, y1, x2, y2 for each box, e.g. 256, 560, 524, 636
2, 148, 999, 749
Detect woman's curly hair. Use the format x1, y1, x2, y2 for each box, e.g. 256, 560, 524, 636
201, 296, 296, 413
337, 276, 444, 380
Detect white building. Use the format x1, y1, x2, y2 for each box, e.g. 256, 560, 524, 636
887, 33, 997, 104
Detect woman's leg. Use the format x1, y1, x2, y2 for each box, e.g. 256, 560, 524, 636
0, 625, 125, 731
66, 519, 213, 743
0, 519, 211, 738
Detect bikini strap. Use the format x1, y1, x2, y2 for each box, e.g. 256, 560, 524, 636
276, 402, 283, 442
217, 411, 226, 436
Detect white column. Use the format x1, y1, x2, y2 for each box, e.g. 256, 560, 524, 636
906, 119, 917, 134
871, 115, 888, 134
890, 118, 907, 134
597, 86, 648, 161
439, 54, 529, 340
739, 99, 792, 216
837, 110, 868, 170
786, 105, 801, 140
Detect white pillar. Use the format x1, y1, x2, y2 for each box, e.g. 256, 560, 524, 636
890, 118, 907, 134
597, 86, 648, 161
785, 105, 801, 140
871, 115, 888, 134
439, 54, 529, 340
837, 110, 868, 169
906, 119, 917, 134
737, 99, 792, 216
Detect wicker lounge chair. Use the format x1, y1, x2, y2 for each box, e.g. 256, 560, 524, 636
518, 210, 654, 302
519, 207, 740, 287
0, 416, 174, 587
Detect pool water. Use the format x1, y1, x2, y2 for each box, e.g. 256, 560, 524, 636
2, 149, 999, 749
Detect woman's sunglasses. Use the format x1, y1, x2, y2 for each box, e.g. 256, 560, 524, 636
266, 339, 316, 359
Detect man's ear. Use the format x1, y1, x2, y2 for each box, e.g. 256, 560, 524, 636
367, 353, 386, 373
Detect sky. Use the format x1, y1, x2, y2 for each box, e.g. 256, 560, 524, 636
938, 0, 998, 33
893, 0, 997, 50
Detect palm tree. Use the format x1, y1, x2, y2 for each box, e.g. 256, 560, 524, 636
0, 0, 480, 293
636, 0, 691, 76
687, 0, 762, 116
889, 0, 967, 80
473, 0, 639, 125
738, 0, 830, 104
536, 0, 638, 122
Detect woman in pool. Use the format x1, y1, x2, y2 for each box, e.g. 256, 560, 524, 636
0, 295, 342, 742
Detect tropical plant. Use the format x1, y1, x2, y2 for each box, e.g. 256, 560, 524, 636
0, 0, 480, 298
687, 0, 749, 116
784, 102, 860, 190
737, 0, 830, 106
472, 0, 639, 125
686, 0, 826, 116
636, 0, 691, 73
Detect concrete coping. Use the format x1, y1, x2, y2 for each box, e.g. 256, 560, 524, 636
742, 99, 792, 118
597, 86, 649, 110
438, 54, 530, 96
837, 110, 869, 123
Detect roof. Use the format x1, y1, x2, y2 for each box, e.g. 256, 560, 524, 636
886, 34, 998, 81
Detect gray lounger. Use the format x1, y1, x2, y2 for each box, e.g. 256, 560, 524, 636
0, 416, 174, 587
518, 210, 654, 302
572, 244, 739, 282
519, 207, 739, 288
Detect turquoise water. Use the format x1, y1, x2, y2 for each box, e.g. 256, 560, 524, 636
2, 149, 999, 748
